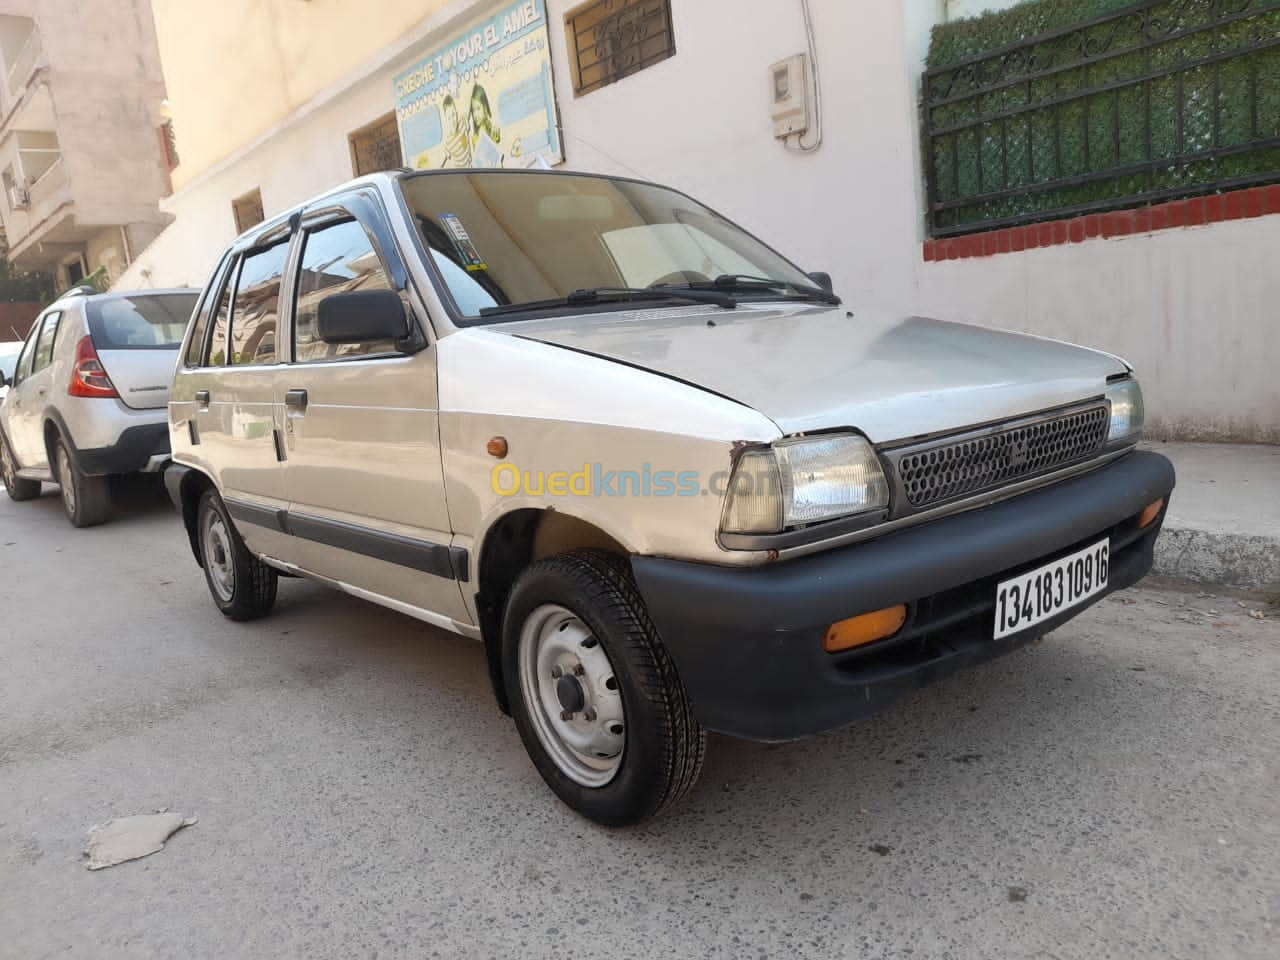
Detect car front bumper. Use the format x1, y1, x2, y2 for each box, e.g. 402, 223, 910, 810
631, 450, 1176, 742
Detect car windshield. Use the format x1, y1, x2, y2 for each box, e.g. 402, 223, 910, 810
399, 171, 821, 322
86, 293, 198, 350
0, 341, 21, 380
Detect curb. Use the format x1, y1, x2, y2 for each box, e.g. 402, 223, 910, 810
1153, 524, 1280, 592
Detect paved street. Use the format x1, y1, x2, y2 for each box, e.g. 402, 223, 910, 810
2, 481, 1277, 960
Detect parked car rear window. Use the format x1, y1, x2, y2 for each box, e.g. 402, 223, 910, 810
87, 293, 198, 350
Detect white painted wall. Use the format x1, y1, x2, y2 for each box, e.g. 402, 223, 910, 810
117, 0, 1277, 441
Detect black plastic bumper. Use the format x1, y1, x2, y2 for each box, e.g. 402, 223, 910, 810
75, 423, 170, 476
631, 451, 1176, 743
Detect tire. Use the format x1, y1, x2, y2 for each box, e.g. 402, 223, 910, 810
502, 549, 706, 826
0, 431, 40, 502
55, 437, 110, 527
197, 489, 278, 621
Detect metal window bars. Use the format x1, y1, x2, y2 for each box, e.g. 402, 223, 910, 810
922, 0, 1280, 236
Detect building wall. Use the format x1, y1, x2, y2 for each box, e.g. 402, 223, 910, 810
150, 0, 450, 191
118, 0, 1277, 441
40, 0, 170, 226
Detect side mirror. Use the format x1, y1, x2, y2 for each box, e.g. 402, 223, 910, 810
807, 271, 834, 293
0, 373, 9, 388
317, 290, 409, 345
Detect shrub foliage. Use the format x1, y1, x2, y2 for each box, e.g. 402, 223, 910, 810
924, 0, 1280, 234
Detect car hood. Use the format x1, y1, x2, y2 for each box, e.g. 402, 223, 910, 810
504, 303, 1129, 442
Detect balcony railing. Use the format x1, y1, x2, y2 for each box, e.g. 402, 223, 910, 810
922, 0, 1280, 236
26, 155, 66, 211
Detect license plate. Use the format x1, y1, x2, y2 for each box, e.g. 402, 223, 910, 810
993, 539, 1110, 639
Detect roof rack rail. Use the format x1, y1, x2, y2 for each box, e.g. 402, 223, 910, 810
57, 284, 99, 299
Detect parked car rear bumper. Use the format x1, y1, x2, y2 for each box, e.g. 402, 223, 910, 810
72, 422, 170, 476
630, 450, 1176, 743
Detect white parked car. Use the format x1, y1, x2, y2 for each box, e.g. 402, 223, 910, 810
165, 170, 1175, 825
0, 287, 198, 525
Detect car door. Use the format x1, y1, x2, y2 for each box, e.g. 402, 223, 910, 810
177, 239, 300, 565
7, 310, 63, 468
280, 196, 468, 623
1, 320, 42, 466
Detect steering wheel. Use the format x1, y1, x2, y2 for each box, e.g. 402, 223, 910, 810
649, 270, 712, 288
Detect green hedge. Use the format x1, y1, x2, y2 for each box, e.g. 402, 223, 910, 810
924, 0, 1280, 233
928, 0, 1139, 68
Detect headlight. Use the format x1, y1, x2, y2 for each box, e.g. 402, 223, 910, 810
721, 434, 889, 535
1106, 378, 1144, 442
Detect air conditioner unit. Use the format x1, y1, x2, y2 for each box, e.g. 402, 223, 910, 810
8, 185, 29, 209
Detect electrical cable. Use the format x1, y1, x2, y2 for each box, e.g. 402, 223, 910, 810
785, 0, 824, 153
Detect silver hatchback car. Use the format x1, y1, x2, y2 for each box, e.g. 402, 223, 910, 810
0, 286, 198, 526
165, 170, 1175, 825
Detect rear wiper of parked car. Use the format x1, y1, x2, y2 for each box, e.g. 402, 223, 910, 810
479, 286, 738, 318
659, 273, 841, 305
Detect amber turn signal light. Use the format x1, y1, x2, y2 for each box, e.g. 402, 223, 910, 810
824, 605, 907, 653
487, 436, 509, 459
1138, 498, 1164, 529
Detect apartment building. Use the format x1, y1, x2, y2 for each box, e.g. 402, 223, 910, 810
0, 0, 171, 291
118, 0, 1278, 442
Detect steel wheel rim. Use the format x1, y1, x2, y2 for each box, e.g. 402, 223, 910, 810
518, 604, 625, 788
57, 448, 75, 513
202, 509, 236, 602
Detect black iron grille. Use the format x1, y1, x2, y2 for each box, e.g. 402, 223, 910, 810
896, 405, 1109, 508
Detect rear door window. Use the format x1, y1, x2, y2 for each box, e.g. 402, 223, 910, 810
88, 294, 198, 350
12, 321, 42, 385
30, 312, 62, 373
228, 243, 288, 366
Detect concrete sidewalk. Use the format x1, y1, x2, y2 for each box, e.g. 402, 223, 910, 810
1146, 441, 1280, 591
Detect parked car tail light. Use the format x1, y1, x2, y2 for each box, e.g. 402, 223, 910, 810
68, 336, 119, 398
721, 434, 889, 535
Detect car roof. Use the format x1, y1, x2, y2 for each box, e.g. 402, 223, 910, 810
49, 287, 197, 308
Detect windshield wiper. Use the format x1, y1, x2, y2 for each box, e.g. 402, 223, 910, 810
479, 286, 737, 318
660, 273, 840, 305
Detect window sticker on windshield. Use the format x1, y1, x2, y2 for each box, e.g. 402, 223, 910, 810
439, 214, 487, 272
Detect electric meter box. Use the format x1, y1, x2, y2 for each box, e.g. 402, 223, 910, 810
770, 54, 810, 139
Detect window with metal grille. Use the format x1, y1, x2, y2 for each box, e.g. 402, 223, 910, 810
231, 188, 264, 235
349, 113, 403, 177
158, 119, 179, 171
565, 0, 675, 97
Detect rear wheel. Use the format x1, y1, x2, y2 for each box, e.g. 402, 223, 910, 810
55, 438, 109, 527
197, 489, 277, 621
0, 431, 40, 501
503, 550, 706, 826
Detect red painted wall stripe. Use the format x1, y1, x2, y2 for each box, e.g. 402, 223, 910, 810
923, 184, 1276, 262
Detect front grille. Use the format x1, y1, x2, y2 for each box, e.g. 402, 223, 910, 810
894, 405, 1109, 508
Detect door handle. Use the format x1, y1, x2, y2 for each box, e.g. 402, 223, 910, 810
195, 389, 210, 405
36, 386, 46, 396
285, 389, 308, 412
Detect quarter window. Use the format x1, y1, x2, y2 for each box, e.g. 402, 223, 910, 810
206, 259, 238, 367
293, 219, 395, 362
30, 311, 62, 373
228, 243, 287, 366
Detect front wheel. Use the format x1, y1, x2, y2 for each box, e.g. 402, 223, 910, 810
55, 438, 109, 527
502, 550, 706, 826
197, 490, 277, 621
1, 431, 40, 501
